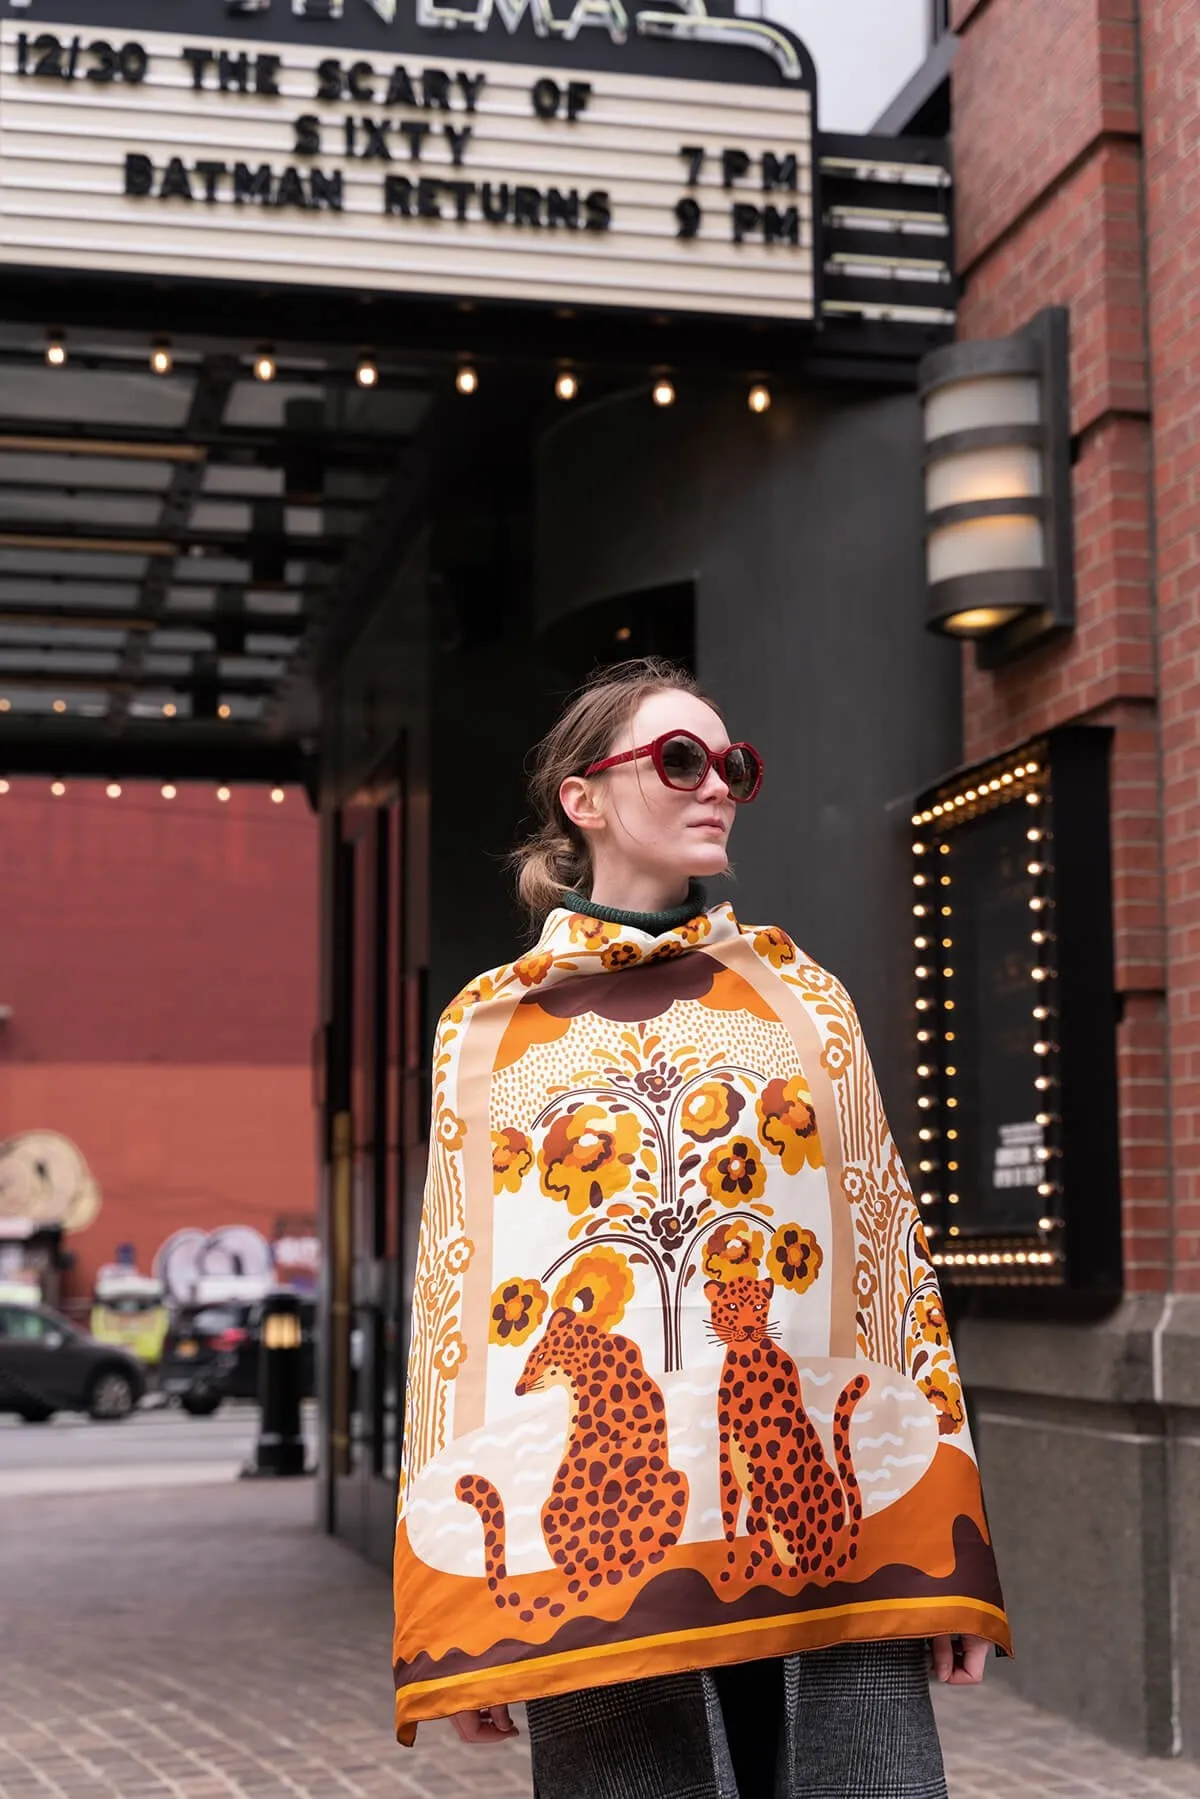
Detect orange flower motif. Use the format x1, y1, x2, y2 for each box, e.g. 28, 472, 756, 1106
820, 1035, 852, 1078
444, 1237, 474, 1275
492, 1127, 533, 1195
433, 1328, 468, 1378
769, 1224, 823, 1293
854, 1260, 878, 1306
435, 1108, 467, 1153
488, 1278, 548, 1347
757, 1075, 824, 1174
679, 1079, 745, 1143
444, 974, 497, 1024
602, 941, 643, 971
538, 1104, 640, 1216
552, 1246, 633, 1330
754, 926, 796, 969
703, 1219, 765, 1282
912, 1291, 950, 1348
514, 951, 553, 988
567, 914, 621, 949
919, 1368, 966, 1436
647, 940, 689, 962
675, 914, 712, 946
700, 1136, 767, 1204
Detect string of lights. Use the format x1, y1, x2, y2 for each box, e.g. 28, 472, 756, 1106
0, 779, 288, 804
37, 329, 777, 411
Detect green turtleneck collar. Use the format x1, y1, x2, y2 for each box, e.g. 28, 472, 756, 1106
560, 882, 706, 936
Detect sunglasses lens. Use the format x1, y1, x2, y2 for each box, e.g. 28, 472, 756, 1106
724, 746, 760, 800
659, 734, 708, 790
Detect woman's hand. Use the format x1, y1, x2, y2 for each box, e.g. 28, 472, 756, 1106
449, 1705, 520, 1743
930, 1633, 990, 1685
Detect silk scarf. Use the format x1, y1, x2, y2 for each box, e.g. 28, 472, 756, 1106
393, 902, 1009, 1741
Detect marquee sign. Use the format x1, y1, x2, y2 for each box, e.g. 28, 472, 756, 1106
909, 728, 1123, 1305
0, 0, 817, 320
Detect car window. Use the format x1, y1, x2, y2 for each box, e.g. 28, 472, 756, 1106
0, 1305, 54, 1342
190, 1306, 244, 1334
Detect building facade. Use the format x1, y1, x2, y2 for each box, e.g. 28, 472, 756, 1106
0, 779, 318, 1316
0, 0, 1194, 1766
938, 0, 1200, 1759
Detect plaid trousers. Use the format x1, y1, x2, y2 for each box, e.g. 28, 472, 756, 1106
526, 1641, 949, 1799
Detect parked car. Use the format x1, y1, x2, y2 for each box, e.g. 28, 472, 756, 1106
0, 1300, 144, 1422
158, 1297, 317, 1415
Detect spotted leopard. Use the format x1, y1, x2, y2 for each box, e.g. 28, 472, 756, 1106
705, 1274, 868, 1585
456, 1307, 690, 1625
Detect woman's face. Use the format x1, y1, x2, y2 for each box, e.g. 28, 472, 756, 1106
562, 688, 739, 887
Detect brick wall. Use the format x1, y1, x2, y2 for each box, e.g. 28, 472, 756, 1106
950, 0, 1198, 1290
0, 779, 319, 1300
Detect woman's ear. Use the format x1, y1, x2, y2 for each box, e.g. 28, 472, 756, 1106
559, 775, 606, 838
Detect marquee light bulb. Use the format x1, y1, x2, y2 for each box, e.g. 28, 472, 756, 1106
456, 364, 479, 395
555, 371, 579, 401
652, 378, 676, 407
271, 788, 286, 804
51, 780, 66, 797
162, 784, 177, 799
253, 348, 277, 382
217, 785, 231, 803
0, 699, 9, 712
150, 339, 173, 377
46, 331, 67, 368
748, 383, 771, 414
218, 703, 232, 719
162, 701, 177, 718
356, 355, 379, 389
106, 782, 122, 799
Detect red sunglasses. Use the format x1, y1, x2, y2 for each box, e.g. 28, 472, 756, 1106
585, 730, 764, 802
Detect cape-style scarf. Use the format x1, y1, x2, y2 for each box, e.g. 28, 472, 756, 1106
393, 902, 1010, 1741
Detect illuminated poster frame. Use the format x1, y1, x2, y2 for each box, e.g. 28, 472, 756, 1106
909, 727, 1123, 1304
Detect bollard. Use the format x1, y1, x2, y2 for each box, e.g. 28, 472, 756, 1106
242, 1289, 308, 1478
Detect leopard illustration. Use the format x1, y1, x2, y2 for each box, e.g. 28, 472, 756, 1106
705, 1274, 868, 1585
455, 1307, 690, 1625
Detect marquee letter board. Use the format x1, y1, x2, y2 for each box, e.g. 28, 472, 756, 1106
910, 727, 1122, 1304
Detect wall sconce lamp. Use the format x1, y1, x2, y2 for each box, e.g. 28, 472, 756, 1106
919, 306, 1074, 668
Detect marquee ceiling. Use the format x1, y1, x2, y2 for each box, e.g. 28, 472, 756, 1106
0, 320, 428, 784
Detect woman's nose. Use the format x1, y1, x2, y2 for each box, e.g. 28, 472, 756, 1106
697, 763, 730, 802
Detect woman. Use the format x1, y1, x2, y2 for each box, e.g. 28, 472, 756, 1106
393, 659, 1009, 1798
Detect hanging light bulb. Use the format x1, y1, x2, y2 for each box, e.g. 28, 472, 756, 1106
45, 330, 67, 368
355, 354, 379, 389
747, 383, 771, 414
555, 371, 579, 401
253, 347, 277, 382
106, 782, 122, 799
270, 787, 285, 804
150, 338, 173, 377
161, 784, 177, 800
652, 378, 676, 407
455, 364, 478, 395
50, 780, 66, 797
216, 786, 231, 803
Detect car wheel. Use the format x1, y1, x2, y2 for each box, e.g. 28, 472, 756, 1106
88, 1368, 137, 1421
181, 1393, 221, 1417
18, 1405, 55, 1424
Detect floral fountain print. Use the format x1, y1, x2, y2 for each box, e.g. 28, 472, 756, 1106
392, 904, 1008, 1742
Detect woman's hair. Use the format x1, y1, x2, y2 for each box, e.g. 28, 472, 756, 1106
512, 656, 717, 923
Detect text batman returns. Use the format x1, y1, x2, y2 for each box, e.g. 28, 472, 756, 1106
13, 33, 806, 246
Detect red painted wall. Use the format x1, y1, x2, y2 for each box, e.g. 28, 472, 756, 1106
0, 777, 319, 1308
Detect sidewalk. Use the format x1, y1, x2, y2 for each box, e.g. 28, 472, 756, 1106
0, 1479, 1194, 1799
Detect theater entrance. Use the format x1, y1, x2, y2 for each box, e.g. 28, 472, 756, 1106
0, 0, 957, 1566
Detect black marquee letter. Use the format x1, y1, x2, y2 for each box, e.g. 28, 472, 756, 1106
722, 148, 752, 189
124, 152, 154, 197
531, 77, 560, 119
731, 201, 760, 243
294, 115, 322, 157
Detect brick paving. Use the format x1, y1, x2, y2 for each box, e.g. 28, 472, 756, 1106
0, 1478, 1196, 1799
